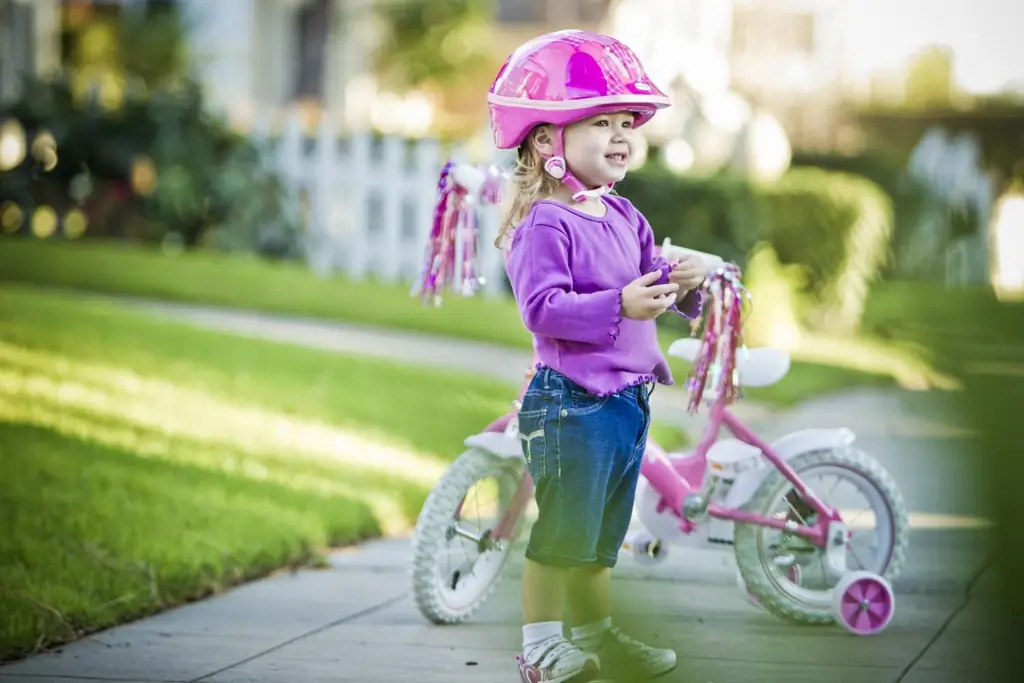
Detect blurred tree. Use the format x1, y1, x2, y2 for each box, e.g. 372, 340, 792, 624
116, 1, 189, 90
904, 44, 957, 109
372, 0, 502, 136
60, 0, 189, 110
374, 0, 496, 92
1, 3, 300, 257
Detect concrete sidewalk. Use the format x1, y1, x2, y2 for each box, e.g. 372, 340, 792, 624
0, 391, 995, 682
0, 536, 996, 683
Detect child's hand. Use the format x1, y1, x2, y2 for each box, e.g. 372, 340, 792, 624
621, 271, 679, 320
668, 253, 707, 291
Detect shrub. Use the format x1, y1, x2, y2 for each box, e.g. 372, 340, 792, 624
758, 168, 894, 333
615, 163, 767, 267
742, 242, 807, 348
0, 5, 301, 259
618, 163, 893, 335
790, 151, 936, 278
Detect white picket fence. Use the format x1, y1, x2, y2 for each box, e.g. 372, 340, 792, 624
251, 111, 508, 296
250, 116, 1005, 296
907, 126, 995, 288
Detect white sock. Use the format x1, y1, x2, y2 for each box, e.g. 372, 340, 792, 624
571, 616, 612, 649
522, 621, 564, 653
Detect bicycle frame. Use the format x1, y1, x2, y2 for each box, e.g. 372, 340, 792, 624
473, 240, 843, 552
485, 338, 841, 552
415, 178, 902, 636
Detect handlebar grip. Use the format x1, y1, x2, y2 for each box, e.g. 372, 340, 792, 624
660, 239, 725, 270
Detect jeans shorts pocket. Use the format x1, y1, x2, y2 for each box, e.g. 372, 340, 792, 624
565, 389, 610, 417
517, 408, 548, 478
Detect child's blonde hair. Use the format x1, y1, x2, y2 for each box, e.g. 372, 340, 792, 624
494, 128, 561, 249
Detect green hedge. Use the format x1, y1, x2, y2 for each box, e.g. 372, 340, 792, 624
615, 165, 766, 267
618, 164, 894, 334
758, 169, 894, 333
790, 151, 937, 278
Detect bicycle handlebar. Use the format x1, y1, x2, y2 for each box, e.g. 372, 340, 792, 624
658, 238, 726, 271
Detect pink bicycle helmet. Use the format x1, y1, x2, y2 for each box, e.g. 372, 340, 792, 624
488, 30, 670, 201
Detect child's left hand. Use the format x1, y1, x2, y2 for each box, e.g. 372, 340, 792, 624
668, 253, 708, 292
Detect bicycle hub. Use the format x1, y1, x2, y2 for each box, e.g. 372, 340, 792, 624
682, 493, 708, 520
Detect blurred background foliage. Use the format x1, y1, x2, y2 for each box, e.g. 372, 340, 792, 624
1, 0, 1022, 341
0, 0, 301, 258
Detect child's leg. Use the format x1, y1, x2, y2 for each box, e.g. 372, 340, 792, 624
515, 369, 611, 683
567, 565, 611, 626
522, 559, 566, 624
570, 382, 678, 681
520, 560, 579, 680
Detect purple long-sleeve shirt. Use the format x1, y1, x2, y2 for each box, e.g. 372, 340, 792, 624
505, 194, 702, 397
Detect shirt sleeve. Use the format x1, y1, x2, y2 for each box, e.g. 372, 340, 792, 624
506, 223, 623, 345
634, 203, 704, 321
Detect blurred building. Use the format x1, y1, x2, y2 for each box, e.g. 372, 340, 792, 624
0, 0, 61, 106
181, 0, 379, 131
185, 0, 615, 134
490, 0, 612, 52
0, 0, 378, 132
3, 0, 851, 150
727, 0, 847, 150
604, 0, 848, 151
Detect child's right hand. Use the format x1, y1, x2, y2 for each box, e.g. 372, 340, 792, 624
621, 271, 679, 320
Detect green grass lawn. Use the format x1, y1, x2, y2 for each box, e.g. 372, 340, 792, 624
0, 238, 532, 346
0, 236, 981, 661
0, 238, 949, 406
0, 284, 692, 662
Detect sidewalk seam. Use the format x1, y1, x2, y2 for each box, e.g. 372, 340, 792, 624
188, 593, 407, 683
892, 560, 989, 683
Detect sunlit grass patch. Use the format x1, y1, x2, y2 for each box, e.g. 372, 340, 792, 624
0, 284, 698, 661
0, 240, 949, 407
0, 286, 520, 660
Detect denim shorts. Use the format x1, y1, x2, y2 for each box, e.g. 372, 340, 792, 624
517, 367, 653, 569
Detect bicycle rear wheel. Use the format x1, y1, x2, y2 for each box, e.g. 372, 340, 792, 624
733, 447, 909, 625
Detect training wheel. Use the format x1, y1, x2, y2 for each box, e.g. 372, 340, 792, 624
832, 571, 895, 635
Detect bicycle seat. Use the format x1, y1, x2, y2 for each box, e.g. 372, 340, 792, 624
667, 338, 791, 388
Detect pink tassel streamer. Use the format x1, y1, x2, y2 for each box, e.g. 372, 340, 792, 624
413, 159, 505, 305
481, 165, 503, 206
686, 264, 747, 413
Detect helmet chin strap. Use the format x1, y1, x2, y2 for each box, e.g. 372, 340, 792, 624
542, 126, 613, 203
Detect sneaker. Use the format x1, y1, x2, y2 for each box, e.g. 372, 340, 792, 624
517, 636, 603, 683
582, 627, 676, 681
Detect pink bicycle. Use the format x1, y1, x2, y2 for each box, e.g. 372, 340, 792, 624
409, 166, 909, 637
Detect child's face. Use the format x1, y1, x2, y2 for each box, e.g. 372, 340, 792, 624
562, 112, 637, 188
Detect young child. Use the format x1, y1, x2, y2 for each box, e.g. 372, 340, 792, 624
489, 30, 709, 683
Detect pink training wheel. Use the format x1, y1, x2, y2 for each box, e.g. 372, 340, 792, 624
832, 571, 895, 635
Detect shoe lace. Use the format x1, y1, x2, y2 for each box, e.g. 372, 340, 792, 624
531, 637, 584, 670
598, 626, 663, 663
607, 627, 656, 655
